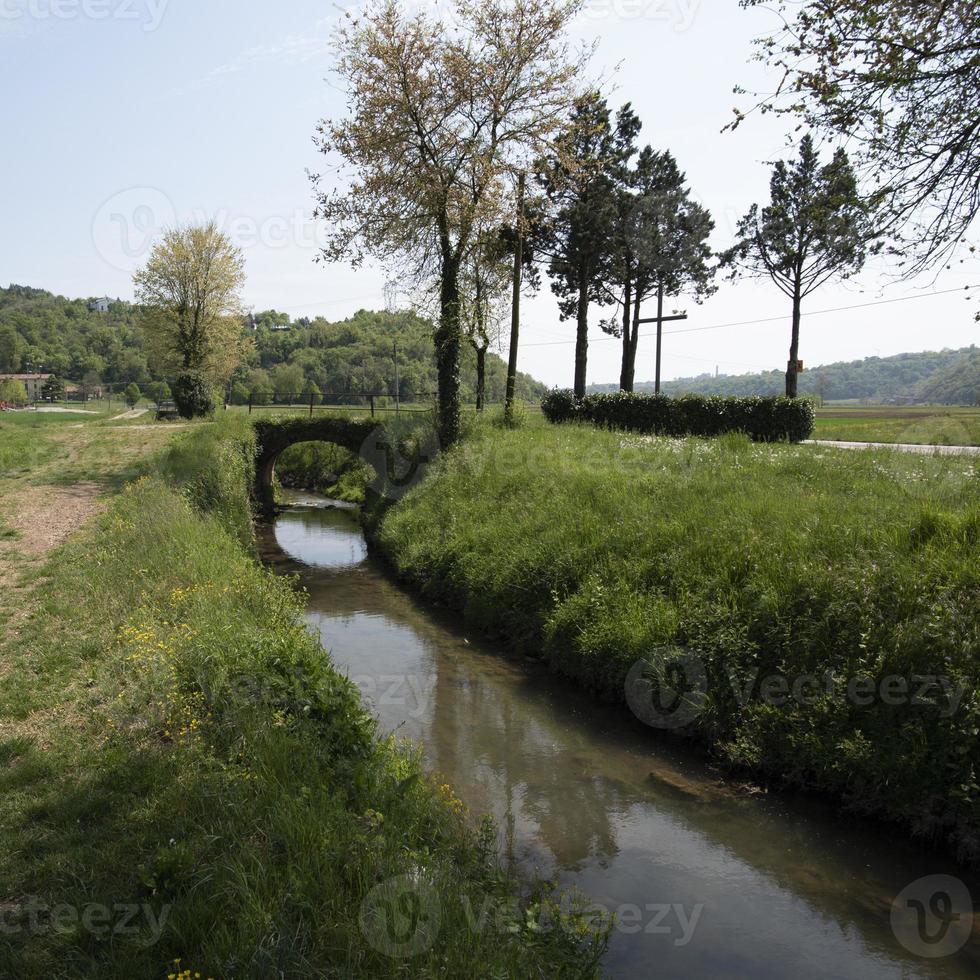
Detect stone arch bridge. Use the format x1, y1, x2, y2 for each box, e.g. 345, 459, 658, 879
252, 416, 380, 516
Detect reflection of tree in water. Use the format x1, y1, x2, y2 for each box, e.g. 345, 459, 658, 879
258, 509, 980, 978
427, 655, 623, 871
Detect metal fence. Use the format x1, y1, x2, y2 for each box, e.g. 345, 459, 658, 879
238, 391, 437, 418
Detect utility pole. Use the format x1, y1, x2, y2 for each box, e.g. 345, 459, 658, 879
504, 171, 525, 421
637, 283, 687, 394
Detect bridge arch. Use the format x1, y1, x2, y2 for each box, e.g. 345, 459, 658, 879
252, 416, 380, 516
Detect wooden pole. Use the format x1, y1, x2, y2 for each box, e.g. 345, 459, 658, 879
504, 171, 525, 421
636, 296, 688, 395
655, 282, 664, 395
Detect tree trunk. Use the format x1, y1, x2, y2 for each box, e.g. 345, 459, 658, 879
436, 257, 462, 446
624, 294, 641, 392
476, 346, 486, 411
786, 284, 802, 398
573, 278, 589, 398
504, 172, 525, 421
619, 276, 633, 392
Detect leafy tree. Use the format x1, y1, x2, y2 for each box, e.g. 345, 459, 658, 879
735, 0, 980, 277
314, 0, 584, 444
271, 363, 305, 403
246, 368, 274, 406
228, 381, 250, 406
302, 379, 323, 406
133, 222, 250, 385
146, 381, 171, 405
722, 136, 876, 397
0, 325, 22, 372
614, 148, 715, 391
124, 382, 142, 409
536, 92, 636, 397
81, 370, 104, 399
0, 378, 28, 406
41, 376, 65, 401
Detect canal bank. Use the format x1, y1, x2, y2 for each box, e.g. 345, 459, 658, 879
259, 493, 980, 979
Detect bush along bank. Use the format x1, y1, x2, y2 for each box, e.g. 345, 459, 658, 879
542, 388, 815, 442
375, 423, 980, 864
0, 420, 606, 978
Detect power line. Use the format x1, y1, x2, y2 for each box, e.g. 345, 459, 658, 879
521, 285, 977, 349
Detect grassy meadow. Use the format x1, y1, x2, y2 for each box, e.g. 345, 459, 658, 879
0, 414, 604, 978
375, 420, 980, 862
812, 405, 980, 445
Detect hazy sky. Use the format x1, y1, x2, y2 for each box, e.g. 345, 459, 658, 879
1, 0, 976, 387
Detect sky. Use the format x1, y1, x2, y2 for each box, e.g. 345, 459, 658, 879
1, 0, 976, 389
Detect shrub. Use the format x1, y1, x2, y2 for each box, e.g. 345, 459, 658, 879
173, 372, 215, 419
541, 388, 581, 424
0, 378, 28, 407
542, 389, 815, 442
124, 382, 141, 408
146, 380, 171, 405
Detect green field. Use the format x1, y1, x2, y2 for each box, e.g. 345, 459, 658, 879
813, 405, 980, 445
374, 421, 980, 862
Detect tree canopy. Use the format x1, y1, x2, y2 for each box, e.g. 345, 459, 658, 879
735, 0, 980, 276
313, 0, 585, 443
722, 135, 876, 396
133, 222, 250, 385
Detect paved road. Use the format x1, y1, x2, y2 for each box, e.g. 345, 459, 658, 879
806, 439, 980, 455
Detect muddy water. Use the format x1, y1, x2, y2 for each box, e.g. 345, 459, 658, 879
258, 495, 979, 979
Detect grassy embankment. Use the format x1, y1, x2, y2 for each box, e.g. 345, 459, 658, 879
375, 421, 980, 863
0, 414, 604, 978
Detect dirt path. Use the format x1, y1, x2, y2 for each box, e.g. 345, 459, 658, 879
5, 483, 106, 557
0, 421, 179, 646
0, 484, 107, 644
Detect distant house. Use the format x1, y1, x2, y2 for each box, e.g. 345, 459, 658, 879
0, 373, 51, 401
88, 297, 111, 313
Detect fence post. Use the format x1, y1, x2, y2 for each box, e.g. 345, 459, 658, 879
248, 395, 252, 415
370, 394, 375, 418
309, 391, 314, 419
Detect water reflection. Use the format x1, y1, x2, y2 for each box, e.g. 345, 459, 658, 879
259, 499, 980, 980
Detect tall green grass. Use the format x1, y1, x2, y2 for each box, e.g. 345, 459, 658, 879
376, 423, 980, 862
0, 422, 604, 977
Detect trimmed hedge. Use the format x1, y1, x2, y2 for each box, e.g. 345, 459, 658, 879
542, 389, 815, 442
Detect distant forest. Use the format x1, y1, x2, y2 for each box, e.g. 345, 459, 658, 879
590, 347, 979, 405
0, 285, 546, 404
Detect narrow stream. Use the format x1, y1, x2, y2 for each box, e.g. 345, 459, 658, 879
258, 494, 979, 979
